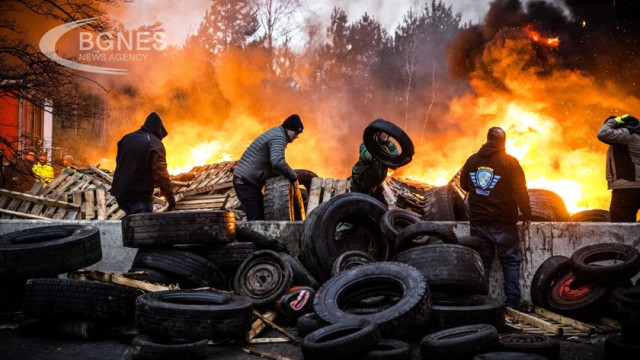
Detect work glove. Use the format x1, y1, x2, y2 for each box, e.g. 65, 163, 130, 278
166, 194, 176, 211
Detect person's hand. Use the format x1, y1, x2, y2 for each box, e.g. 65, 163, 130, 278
615, 114, 639, 125
521, 219, 531, 230
166, 194, 176, 211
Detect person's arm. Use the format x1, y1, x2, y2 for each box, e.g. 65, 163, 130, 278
268, 136, 297, 182
150, 143, 175, 208
597, 117, 636, 145
359, 143, 373, 162
386, 141, 399, 156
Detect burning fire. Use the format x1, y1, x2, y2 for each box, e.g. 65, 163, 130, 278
523, 25, 559, 47
167, 140, 232, 175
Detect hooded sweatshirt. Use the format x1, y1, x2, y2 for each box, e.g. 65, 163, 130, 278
460, 142, 531, 225
110, 112, 173, 201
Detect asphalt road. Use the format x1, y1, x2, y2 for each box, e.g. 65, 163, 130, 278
0, 317, 611, 360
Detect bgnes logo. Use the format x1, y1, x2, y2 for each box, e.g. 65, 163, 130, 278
39, 18, 166, 75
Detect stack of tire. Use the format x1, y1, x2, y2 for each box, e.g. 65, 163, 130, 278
122, 210, 253, 291
0, 225, 140, 340
531, 243, 640, 323
125, 289, 253, 360
568, 209, 610, 222
421, 184, 469, 221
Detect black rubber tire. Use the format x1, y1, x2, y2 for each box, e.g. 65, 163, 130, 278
526, 189, 569, 222
233, 249, 294, 308
122, 210, 235, 247
132, 247, 222, 288
295, 169, 318, 191
23, 278, 141, 322
604, 334, 640, 360
361, 339, 411, 360
429, 296, 505, 332
609, 286, 640, 318
299, 193, 389, 282
314, 262, 431, 339
571, 243, 640, 284
473, 352, 550, 360
497, 333, 560, 360
131, 335, 207, 360
546, 270, 608, 319
422, 185, 467, 221
419, 324, 499, 360
0, 278, 26, 312
264, 176, 295, 221
110, 324, 141, 345
458, 235, 484, 253
236, 226, 289, 254
124, 267, 182, 287
301, 318, 381, 360
190, 242, 257, 271
279, 253, 319, 289
0, 225, 101, 279
530, 256, 571, 308
330, 250, 376, 277
363, 119, 414, 168
380, 209, 421, 245
297, 312, 327, 338
395, 222, 458, 253
568, 209, 610, 222
393, 244, 485, 294
135, 289, 253, 341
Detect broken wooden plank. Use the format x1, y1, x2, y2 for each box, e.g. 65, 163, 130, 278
321, 178, 335, 203
334, 179, 348, 195
87, 165, 113, 184
243, 347, 294, 360
247, 311, 277, 342
84, 190, 95, 220
0, 208, 50, 220
506, 307, 563, 336
252, 310, 299, 344
96, 187, 107, 220
534, 306, 596, 335
306, 177, 323, 213
0, 189, 79, 210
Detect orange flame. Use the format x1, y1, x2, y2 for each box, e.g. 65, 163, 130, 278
523, 25, 559, 47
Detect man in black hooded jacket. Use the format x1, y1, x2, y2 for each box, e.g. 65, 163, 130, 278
111, 112, 175, 215
460, 127, 531, 309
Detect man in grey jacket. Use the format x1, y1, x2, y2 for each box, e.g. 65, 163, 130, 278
597, 114, 640, 222
233, 114, 303, 220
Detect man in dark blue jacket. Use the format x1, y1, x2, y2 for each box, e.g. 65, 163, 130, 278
111, 112, 175, 215
461, 127, 531, 309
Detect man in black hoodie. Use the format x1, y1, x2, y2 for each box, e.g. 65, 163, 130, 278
460, 127, 531, 309
111, 112, 175, 215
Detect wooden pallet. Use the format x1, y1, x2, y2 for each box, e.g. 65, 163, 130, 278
505, 306, 620, 337
0, 188, 80, 220
171, 161, 240, 211
306, 178, 351, 214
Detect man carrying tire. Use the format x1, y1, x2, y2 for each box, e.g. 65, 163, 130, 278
597, 114, 640, 222
460, 127, 531, 310
111, 112, 175, 215
233, 114, 303, 220
351, 131, 398, 202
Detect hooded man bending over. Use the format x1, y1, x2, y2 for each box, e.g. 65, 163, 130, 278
111, 112, 175, 215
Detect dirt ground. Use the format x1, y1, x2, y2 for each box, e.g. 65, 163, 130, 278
0, 317, 612, 360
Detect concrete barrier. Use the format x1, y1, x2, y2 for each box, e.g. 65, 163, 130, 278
1, 219, 638, 303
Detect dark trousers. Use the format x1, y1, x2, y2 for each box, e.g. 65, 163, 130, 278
233, 176, 264, 220
471, 223, 522, 307
350, 178, 386, 205
610, 188, 640, 222
116, 199, 153, 216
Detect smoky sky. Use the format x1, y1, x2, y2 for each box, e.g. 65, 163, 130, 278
448, 0, 640, 93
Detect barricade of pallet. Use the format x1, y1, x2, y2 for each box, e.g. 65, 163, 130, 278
171, 161, 240, 211
305, 178, 351, 213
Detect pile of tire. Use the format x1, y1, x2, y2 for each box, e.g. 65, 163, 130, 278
605, 311, 640, 359
122, 210, 251, 291
421, 184, 469, 221
531, 243, 640, 322
0, 225, 140, 340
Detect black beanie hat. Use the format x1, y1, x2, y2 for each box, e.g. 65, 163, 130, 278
282, 114, 303, 133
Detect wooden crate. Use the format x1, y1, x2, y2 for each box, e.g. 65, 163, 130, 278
505, 306, 620, 337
